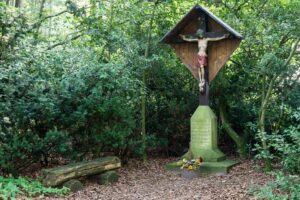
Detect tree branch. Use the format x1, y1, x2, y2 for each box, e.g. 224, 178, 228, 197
29, 10, 68, 33
46, 33, 84, 50
279, 31, 291, 46
283, 38, 300, 67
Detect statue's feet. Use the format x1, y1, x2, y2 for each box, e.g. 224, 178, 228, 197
199, 81, 205, 93
199, 85, 204, 93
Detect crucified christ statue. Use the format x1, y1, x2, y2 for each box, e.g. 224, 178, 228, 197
180, 29, 229, 93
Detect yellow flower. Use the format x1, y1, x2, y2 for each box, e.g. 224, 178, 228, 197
188, 165, 193, 170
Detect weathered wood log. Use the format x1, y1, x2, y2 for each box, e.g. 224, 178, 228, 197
42, 156, 121, 187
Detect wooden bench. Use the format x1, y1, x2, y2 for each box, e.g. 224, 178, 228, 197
42, 156, 121, 187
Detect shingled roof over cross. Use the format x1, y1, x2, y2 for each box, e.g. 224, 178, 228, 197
161, 5, 243, 44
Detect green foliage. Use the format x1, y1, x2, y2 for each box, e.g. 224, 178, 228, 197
251, 172, 300, 200
0, 176, 69, 200
207, 0, 300, 165
254, 108, 300, 173
0, 45, 141, 173
281, 110, 300, 173
0, 129, 69, 175
0, 0, 300, 177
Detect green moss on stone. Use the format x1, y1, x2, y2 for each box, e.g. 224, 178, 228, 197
98, 170, 119, 185
63, 179, 83, 192
190, 106, 225, 161
166, 106, 239, 175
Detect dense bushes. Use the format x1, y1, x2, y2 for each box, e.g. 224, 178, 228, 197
0, 44, 198, 173
0, 46, 142, 173
254, 108, 300, 173
0, 0, 203, 174
252, 108, 300, 199
0, 1, 299, 181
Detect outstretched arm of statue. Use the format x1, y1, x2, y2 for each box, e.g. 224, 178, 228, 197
207, 33, 230, 42
180, 34, 198, 42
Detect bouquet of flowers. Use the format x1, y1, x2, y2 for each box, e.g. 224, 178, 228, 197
180, 157, 203, 170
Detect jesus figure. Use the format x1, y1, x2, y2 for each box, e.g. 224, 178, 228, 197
180, 29, 229, 92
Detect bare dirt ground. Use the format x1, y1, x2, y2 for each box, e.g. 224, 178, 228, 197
46, 158, 272, 200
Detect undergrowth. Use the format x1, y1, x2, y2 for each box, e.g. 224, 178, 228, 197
250, 172, 300, 200
0, 176, 69, 200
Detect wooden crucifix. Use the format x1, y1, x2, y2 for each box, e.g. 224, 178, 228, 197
162, 5, 243, 172
180, 29, 229, 104
160, 5, 243, 105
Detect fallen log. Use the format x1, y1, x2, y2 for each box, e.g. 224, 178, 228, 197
42, 156, 121, 187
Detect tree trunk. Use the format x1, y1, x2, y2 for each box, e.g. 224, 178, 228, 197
14, 0, 21, 7
141, 70, 147, 161
258, 75, 275, 171
219, 102, 246, 158
107, 0, 114, 61
257, 38, 299, 171
33, 0, 46, 43
140, 2, 157, 161
42, 156, 121, 187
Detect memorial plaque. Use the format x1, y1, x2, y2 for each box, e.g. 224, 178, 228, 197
191, 120, 212, 148
190, 106, 224, 162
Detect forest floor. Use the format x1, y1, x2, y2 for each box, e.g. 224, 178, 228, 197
42, 157, 272, 200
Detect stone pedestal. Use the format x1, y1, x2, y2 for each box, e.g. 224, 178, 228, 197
189, 106, 225, 161
166, 106, 238, 175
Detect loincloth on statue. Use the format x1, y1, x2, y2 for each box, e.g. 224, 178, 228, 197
197, 54, 207, 67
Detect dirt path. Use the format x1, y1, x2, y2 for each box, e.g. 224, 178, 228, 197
46, 158, 272, 200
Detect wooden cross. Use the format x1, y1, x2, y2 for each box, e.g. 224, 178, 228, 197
160, 5, 243, 106
179, 18, 229, 105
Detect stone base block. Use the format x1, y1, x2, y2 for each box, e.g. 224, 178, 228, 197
63, 179, 83, 192
188, 106, 226, 162
97, 170, 119, 185
165, 159, 239, 175
182, 149, 225, 162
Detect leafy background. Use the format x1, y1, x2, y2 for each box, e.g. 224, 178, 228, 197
0, 0, 299, 199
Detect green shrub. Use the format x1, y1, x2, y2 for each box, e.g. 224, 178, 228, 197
252, 109, 300, 199
0, 176, 69, 200
279, 110, 300, 174
251, 172, 300, 200
0, 128, 69, 174
279, 127, 300, 174
0, 46, 141, 173
254, 109, 300, 174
